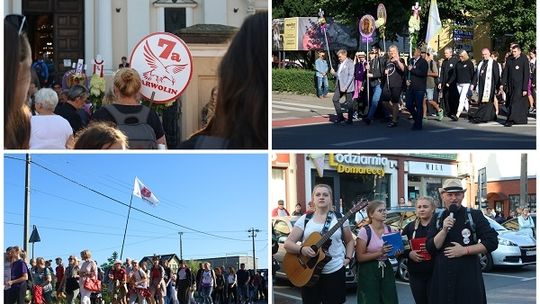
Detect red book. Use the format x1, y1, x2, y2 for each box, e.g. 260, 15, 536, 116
410, 237, 431, 261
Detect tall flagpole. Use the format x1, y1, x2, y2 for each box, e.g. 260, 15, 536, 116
120, 193, 134, 260
319, 9, 332, 68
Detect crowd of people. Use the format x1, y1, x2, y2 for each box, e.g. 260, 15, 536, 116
317, 42, 536, 129
4, 12, 267, 150
4, 248, 267, 304
277, 179, 505, 304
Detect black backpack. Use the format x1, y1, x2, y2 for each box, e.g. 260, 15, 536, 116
104, 105, 157, 149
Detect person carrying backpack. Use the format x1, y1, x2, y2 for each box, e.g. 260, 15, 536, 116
355, 200, 400, 304
91, 68, 166, 149
32, 57, 49, 88
283, 184, 355, 304
199, 263, 215, 304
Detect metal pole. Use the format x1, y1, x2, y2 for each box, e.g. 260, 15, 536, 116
179, 232, 184, 260
120, 193, 134, 260
248, 228, 259, 270
24, 154, 31, 255
323, 27, 332, 69
520, 154, 528, 208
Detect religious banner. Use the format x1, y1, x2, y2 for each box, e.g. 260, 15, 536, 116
272, 17, 356, 51
130, 32, 193, 104
359, 15, 376, 43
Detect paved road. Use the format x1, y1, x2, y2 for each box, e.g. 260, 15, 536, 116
272, 93, 536, 149
273, 265, 536, 304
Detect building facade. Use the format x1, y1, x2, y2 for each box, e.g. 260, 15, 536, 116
193, 255, 258, 270
272, 153, 465, 214
5, 0, 268, 140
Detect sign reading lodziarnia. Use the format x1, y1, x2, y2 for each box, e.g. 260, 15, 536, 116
130, 32, 193, 104
328, 153, 388, 176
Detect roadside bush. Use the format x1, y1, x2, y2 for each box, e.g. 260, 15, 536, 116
272, 68, 335, 95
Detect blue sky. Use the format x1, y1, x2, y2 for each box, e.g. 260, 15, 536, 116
4, 154, 268, 268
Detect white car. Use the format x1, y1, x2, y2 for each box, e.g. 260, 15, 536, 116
480, 216, 536, 271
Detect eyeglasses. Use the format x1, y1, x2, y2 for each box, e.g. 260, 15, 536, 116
5, 14, 27, 35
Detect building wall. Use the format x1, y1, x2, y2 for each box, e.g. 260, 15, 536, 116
182, 44, 228, 137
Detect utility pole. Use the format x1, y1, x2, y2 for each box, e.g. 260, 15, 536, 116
178, 232, 183, 260
248, 228, 259, 270
24, 154, 31, 255
520, 153, 528, 208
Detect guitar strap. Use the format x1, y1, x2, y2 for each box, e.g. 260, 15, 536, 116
321, 211, 334, 234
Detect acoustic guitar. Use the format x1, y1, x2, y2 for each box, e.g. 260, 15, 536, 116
283, 202, 368, 287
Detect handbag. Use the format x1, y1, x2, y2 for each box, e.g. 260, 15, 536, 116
83, 277, 102, 292
33, 285, 45, 304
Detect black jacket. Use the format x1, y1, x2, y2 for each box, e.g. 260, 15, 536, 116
408, 56, 429, 91
455, 59, 475, 84
441, 55, 459, 86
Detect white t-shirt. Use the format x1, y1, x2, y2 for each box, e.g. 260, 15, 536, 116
30, 115, 72, 149
294, 213, 349, 274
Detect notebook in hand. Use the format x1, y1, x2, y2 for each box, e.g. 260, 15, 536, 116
410, 237, 431, 261
382, 232, 404, 257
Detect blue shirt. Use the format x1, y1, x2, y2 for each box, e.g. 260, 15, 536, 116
315, 58, 329, 77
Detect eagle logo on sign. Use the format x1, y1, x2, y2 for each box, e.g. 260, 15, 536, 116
143, 41, 188, 86
141, 187, 153, 199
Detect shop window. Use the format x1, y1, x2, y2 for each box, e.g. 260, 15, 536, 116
509, 194, 536, 212
165, 8, 186, 33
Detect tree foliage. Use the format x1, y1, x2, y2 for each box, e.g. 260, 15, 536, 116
273, 0, 536, 50
272, 0, 320, 19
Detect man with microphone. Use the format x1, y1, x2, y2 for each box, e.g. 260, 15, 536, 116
426, 179, 498, 304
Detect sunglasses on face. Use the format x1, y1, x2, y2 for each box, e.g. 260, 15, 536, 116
5, 14, 27, 35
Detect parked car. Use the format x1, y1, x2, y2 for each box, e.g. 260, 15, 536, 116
480, 216, 536, 271
272, 215, 392, 288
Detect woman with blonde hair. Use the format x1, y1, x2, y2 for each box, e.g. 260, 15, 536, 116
355, 200, 399, 304
79, 250, 98, 304
59, 255, 80, 304
284, 184, 355, 303
401, 196, 436, 304
92, 68, 166, 149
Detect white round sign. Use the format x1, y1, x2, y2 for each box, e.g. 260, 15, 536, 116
129, 32, 193, 104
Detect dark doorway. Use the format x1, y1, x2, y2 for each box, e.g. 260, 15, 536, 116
23, 0, 85, 86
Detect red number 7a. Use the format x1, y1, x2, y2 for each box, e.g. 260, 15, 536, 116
158, 38, 181, 62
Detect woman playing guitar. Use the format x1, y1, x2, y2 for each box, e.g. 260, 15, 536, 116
284, 184, 355, 304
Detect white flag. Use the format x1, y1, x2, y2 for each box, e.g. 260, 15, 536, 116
425, 0, 442, 45
133, 177, 159, 206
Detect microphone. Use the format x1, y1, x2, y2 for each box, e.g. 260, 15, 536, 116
447, 204, 458, 230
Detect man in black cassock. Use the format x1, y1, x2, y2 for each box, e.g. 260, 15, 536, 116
439, 47, 460, 120
500, 44, 530, 126
426, 179, 498, 304
470, 48, 501, 123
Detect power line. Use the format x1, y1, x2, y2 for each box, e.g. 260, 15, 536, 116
6, 157, 255, 242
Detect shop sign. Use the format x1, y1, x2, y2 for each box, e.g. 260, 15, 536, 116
408, 161, 457, 176
328, 154, 387, 177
